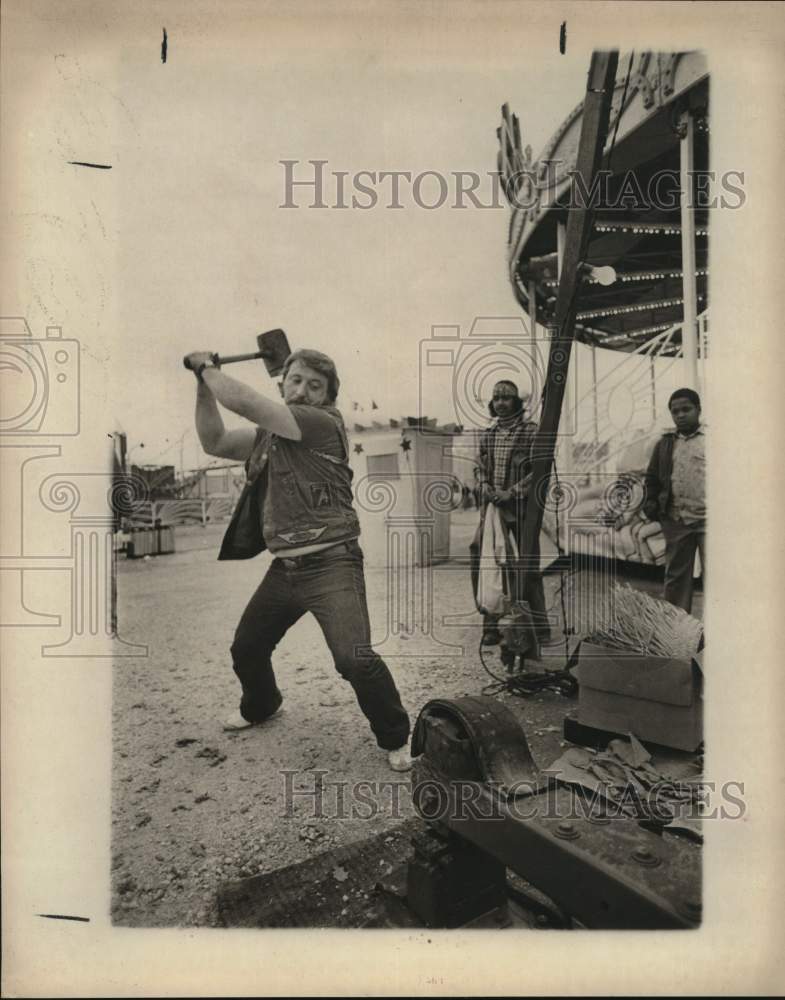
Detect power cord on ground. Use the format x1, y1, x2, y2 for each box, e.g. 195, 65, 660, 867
478, 638, 578, 698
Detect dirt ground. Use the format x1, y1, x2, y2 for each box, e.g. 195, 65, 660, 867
111, 510, 699, 927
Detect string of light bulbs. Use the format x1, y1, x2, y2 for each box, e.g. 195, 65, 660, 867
578, 321, 674, 340
593, 221, 709, 237
544, 266, 709, 288
617, 267, 708, 283
576, 294, 705, 320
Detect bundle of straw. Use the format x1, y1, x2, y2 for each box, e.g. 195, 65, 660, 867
577, 582, 703, 660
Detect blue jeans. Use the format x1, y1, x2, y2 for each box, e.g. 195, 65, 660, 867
230, 540, 410, 751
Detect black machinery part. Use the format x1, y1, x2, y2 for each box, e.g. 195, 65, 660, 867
411, 696, 543, 793
409, 696, 702, 930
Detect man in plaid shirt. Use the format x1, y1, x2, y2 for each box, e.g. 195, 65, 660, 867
477, 380, 550, 646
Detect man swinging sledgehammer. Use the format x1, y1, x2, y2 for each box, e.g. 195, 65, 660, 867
184, 346, 413, 771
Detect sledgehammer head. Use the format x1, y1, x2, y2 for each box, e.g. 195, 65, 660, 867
256, 329, 291, 377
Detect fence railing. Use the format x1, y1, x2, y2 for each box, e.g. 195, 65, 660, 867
125, 498, 237, 527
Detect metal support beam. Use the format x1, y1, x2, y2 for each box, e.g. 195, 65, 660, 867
520, 50, 620, 590
649, 354, 657, 425
679, 110, 699, 391
528, 279, 539, 423
527, 279, 537, 339
410, 699, 701, 930
591, 345, 600, 473
556, 221, 574, 474
414, 771, 700, 929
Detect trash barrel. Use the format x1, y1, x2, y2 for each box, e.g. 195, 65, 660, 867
155, 524, 176, 555
128, 527, 154, 558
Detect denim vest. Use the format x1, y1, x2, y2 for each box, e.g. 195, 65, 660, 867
218, 406, 360, 560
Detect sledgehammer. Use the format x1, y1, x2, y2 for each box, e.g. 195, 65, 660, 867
183, 328, 291, 377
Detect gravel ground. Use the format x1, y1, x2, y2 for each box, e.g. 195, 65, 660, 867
112, 512, 698, 927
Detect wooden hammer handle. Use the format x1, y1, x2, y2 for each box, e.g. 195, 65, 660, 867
183, 350, 265, 370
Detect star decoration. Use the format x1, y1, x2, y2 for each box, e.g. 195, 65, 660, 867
400, 437, 412, 452
353, 443, 364, 454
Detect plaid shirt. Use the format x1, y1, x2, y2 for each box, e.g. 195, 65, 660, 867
492, 415, 523, 491
480, 415, 537, 497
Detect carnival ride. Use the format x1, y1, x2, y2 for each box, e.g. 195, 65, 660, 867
498, 51, 710, 565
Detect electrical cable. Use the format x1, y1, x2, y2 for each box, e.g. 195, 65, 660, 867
478, 635, 577, 698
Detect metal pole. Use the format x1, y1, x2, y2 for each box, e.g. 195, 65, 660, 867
557, 222, 567, 272
556, 221, 574, 473
679, 110, 699, 390
591, 344, 600, 477
699, 313, 709, 412
650, 354, 657, 424
528, 279, 537, 339
528, 279, 539, 421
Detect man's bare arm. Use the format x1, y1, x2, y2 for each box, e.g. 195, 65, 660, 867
201, 367, 302, 441
195, 381, 256, 460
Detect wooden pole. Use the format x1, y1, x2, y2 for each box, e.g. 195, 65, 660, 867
679, 110, 699, 391
520, 50, 619, 591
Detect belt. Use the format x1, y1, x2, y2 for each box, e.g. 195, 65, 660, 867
277, 540, 357, 569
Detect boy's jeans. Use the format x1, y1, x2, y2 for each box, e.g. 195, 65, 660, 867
230, 540, 410, 751
660, 518, 706, 614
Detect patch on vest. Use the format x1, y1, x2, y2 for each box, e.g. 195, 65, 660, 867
310, 483, 333, 509
278, 526, 328, 544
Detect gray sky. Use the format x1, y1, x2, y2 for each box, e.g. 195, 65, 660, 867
3, 1, 602, 469
3, 2, 708, 476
